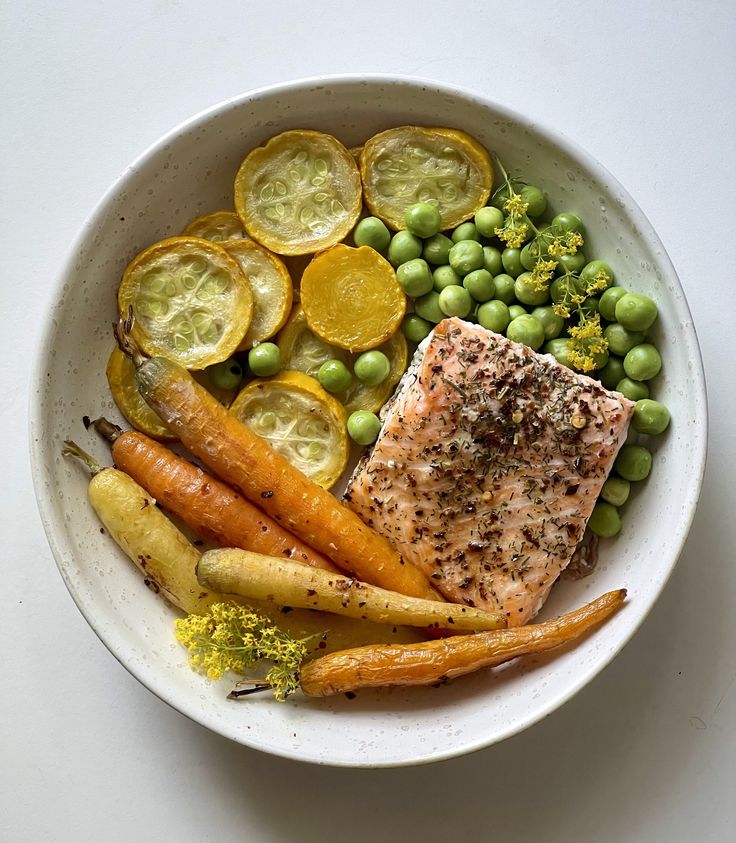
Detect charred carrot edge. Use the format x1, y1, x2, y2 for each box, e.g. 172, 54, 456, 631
116, 320, 441, 602
297, 589, 626, 697
93, 419, 338, 572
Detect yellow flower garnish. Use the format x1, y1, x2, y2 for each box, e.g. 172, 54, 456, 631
547, 230, 584, 257
567, 314, 608, 373
585, 270, 611, 296
495, 192, 530, 248
530, 258, 557, 292
175, 602, 309, 700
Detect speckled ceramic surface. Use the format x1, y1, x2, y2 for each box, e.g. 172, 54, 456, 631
29, 76, 707, 768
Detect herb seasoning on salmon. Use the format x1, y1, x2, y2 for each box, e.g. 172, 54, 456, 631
344, 318, 635, 626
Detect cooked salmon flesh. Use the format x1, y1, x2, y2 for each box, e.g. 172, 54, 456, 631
344, 318, 634, 625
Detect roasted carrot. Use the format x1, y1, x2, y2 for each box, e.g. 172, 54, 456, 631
93, 418, 337, 572
197, 548, 506, 631
63, 440, 422, 653
115, 319, 440, 602
229, 589, 625, 698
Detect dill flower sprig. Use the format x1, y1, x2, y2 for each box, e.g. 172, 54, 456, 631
567, 313, 608, 373
175, 602, 309, 701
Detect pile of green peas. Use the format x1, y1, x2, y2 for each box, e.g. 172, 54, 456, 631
354, 196, 671, 537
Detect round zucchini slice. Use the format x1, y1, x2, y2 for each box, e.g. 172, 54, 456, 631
117, 236, 253, 370
234, 130, 362, 255
360, 125, 493, 230
230, 371, 348, 489
223, 239, 293, 349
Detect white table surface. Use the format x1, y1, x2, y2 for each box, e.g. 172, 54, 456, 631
3, 2, 735, 840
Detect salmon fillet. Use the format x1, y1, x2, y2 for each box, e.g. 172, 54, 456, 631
344, 318, 634, 626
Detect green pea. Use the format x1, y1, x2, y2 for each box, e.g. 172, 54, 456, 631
520, 239, 548, 271
474, 206, 504, 237
600, 477, 630, 507
580, 259, 614, 289
604, 323, 645, 356
508, 304, 527, 321
396, 258, 433, 298
591, 343, 609, 370
354, 350, 391, 386
554, 251, 586, 275
506, 314, 544, 350
402, 313, 433, 344
354, 216, 391, 252
632, 399, 671, 435
423, 233, 454, 266
482, 246, 503, 276
414, 290, 444, 324
551, 211, 585, 237
615, 444, 652, 481
317, 359, 352, 393
520, 185, 547, 218
492, 274, 516, 305
404, 202, 441, 238
599, 356, 626, 390
449, 240, 484, 275
477, 300, 510, 333
347, 410, 382, 446
588, 502, 622, 537
451, 222, 481, 243
433, 265, 462, 291
624, 343, 662, 381
599, 286, 628, 322
531, 306, 564, 340
550, 275, 585, 303
615, 292, 658, 331
388, 230, 422, 267
514, 272, 550, 306
438, 285, 473, 318
248, 342, 281, 377
544, 338, 574, 368
501, 247, 524, 278
208, 357, 243, 391
616, 377, 650, 401
463, 269, 495, 303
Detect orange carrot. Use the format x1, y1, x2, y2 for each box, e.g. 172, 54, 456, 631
93, 419, 337, 572
116, 321, 440, 602
292, 589, 627, 697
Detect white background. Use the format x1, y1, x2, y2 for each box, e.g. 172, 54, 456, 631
2, 1, 734, 840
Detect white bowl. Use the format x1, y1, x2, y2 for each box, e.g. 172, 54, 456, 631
30, 75, 707, 767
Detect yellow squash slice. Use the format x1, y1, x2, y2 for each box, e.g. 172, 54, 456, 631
106, 347, 174, 440
234, 130, 362, 256
230, 371, 348, 489
277, 306, 408, 413
181, 211, 247, 242
360, 126, 493, 230
349, 145, 363, 164
118, 236, 253, 370
222, 239, 293, 349
300, 244, 406, 352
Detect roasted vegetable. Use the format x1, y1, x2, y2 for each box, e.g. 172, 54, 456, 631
93, 419, 337, 571
117, 236, 253, 369
230, 589, 627, 699
65, 439, 420, 653
115, 320, 440, 602
197, 548, 506, 631
234, 129, 362, 255
229, 371, 348, 489
300, 244, 406, 352
181, 211, 247, 242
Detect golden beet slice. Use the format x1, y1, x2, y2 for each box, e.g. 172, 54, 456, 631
234, 130, 362, 256
300, 244, 406, 352
360, 126, 493, 230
